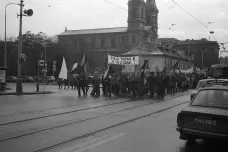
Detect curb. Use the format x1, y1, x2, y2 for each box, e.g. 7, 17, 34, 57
0, 91, 53, 96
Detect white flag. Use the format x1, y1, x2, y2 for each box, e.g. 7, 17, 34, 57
72, 63, 78, 71
58, 57, 68, 79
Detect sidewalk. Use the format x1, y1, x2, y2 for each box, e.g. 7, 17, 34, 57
0, 83, 56, 95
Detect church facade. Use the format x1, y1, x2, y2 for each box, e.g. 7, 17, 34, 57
58, 0, 191, 72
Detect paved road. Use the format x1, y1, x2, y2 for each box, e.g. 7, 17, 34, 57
0, 91, 193, 152
0, 83, 113, 117
49, 102, 228, 152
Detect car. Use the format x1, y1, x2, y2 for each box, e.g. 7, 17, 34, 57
6, 76, 18, 82
177, 80, 228, 141
190, 79, 228, 100
34, 76, 42, 82
46, 76, 55, 82
22, 76, 35, 82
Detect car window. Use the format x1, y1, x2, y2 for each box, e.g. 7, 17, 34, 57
191, 90, 228, 109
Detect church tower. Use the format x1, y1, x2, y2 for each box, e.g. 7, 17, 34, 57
145, 0, 159, 37
127, 0, 146, 31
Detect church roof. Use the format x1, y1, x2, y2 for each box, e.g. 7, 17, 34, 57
59, 27, 127, 36
123, 40, 161, 56
59, 26, 152, 36
122, 40, 186, 60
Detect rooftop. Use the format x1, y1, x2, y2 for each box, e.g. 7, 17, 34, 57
58, 26, 152, 36
122, 40, 186, 59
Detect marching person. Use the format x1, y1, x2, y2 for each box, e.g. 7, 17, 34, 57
77, 72, 86, 97
57, 78, 63, 89
90, 71, 101, 97
148, 72, 155, 98
64, 79, 69, 89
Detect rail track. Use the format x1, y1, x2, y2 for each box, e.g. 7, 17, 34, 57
35, 99, 189, 152
0, 96, 121, 118
0, 97, 142, 126
0, 93, 189, 143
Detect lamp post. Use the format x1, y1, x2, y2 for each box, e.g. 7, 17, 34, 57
4, 3, 19, 84
16, 0, 24, 93
16, 0, 33, 93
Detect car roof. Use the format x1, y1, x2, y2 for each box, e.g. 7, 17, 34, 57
199, 78, 228, 82
199, 86, 228, 91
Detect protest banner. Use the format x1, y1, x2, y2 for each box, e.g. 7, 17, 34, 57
108, 55, 139, 65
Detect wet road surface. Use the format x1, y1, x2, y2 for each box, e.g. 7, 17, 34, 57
0, 91, 192, 152
49, 103, 228, 152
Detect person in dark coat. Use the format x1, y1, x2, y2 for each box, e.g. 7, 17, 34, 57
91, 72, 101, 97
148, 72, 155, 98
57, 78, 63, 89
64, 79, 69, 89
101, 75, 106, 95
76, 72, 86, 97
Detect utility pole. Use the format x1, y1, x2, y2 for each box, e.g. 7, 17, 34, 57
16, 0, 23, 93
188, 39, 191, 69
201, 49, 204, 70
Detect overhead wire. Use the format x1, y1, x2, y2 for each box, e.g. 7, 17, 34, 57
170, 0, 219, 42
103, 0, 186, 40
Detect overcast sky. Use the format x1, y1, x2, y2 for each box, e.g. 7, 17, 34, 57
0, 0, 228, 50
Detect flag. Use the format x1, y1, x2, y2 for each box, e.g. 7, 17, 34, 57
80, 54, 87, 66
59, 57, 68, 79
167, 61, 180, 77
72, 63, 78, 71
70, 62, 84, 74
141, 60, 148, 71
103, 65, 115, 79
20, 53, 27, 65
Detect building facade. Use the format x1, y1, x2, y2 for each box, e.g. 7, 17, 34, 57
58, 0, 160, 72
171, 39, 220, 69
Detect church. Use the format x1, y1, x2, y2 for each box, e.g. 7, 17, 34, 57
58, 0, 192, 72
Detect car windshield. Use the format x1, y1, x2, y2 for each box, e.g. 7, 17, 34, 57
196, 81, 213, 90
191, 89, 228, 109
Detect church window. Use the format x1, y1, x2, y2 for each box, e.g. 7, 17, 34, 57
153, 15, 156, 25
111, 37, 116, 48
132, 7, 137, 18
121, 36, 125, 45
132, 35, 136, 43
101, 37, 105, 48
141, 8, 144, 18
92, 38, 96, 48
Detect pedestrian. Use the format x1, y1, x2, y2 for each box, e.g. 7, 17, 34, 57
148, 72, 155, 98
57, 78, 63, 89
76, 72, 86, 97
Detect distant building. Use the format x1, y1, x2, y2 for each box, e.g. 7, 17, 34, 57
58, 0, 216, 72
220, 50, 228, 64
122, 38, 193, 72
58, 0, 167, 72
172, 39, 220, 69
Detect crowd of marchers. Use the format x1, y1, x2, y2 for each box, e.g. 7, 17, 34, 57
56, 70, 207, 99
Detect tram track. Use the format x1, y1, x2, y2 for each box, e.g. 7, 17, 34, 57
35, 99, 190, 152
0, 93, 188, 142
0, 96, 121, 118
0, 97, 141, 126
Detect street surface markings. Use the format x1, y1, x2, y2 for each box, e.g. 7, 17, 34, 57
62, 132, 126, 152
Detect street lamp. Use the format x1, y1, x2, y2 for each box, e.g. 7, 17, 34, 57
4, 3, 19, 76
16, 0, 33, 93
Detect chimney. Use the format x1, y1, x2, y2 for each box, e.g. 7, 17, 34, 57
65, 27, 68, 31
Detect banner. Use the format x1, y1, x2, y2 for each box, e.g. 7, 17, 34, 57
108, 55, 139, 65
